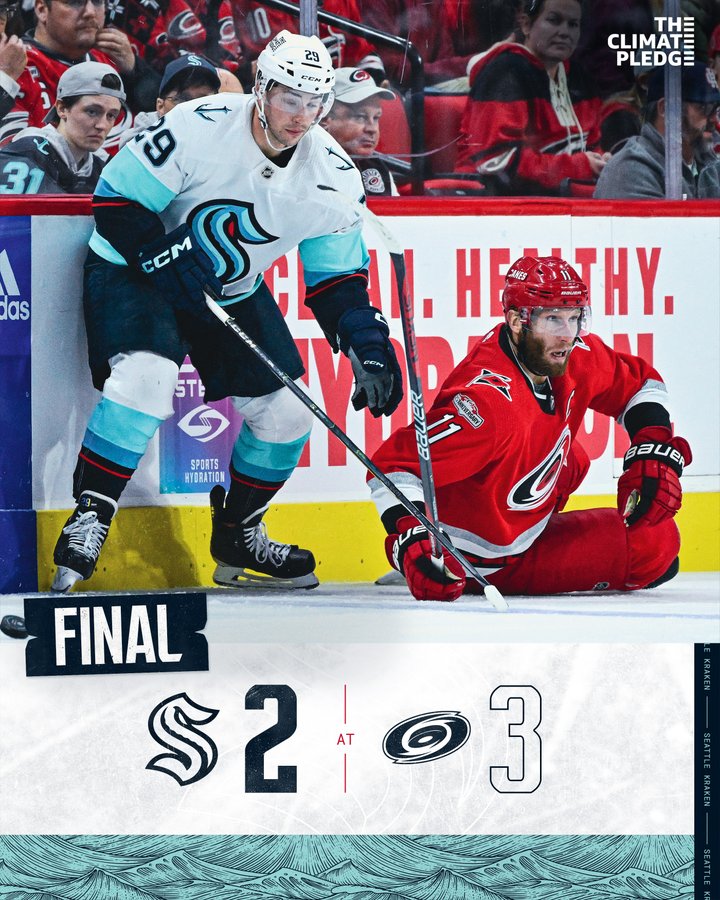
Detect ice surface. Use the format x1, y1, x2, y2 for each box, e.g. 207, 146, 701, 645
2, 572, 717, 643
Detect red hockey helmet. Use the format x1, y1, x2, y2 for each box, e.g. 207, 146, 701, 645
502, 256, 591, 336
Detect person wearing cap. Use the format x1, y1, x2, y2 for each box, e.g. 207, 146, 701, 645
321, 66, 398, 196
594, 62, 720, 199
0, 0, 27, 123
0, 0, 159, 151
0, 60, 124, 192
118, 53, 228, 148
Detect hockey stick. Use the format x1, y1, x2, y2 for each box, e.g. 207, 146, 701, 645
316, 187, 468, 580
204, 291, 507, 611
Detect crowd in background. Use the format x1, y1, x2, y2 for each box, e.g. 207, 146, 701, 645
0, 0, 718, 196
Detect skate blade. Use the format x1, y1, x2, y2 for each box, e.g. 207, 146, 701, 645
51, 566, 84, 593
375, 569, 406, 586
213, 564, 319, 591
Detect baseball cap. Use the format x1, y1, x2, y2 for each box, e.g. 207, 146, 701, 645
332, 67, 394, 104
647, 61, 720, 104
159, 54, 222, 97
44, 61, 126, 124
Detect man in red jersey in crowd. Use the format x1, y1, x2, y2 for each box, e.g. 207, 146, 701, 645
0, 0, 159, 151
370, 256, 691, 601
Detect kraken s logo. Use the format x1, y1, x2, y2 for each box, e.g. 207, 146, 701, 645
189, 201, 278, 285
507, 426, 571, 511
147, 693, 219, 786
383, 711, 470, 764
177, 404, 230, 442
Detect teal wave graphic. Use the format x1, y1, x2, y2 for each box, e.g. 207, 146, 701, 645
0, 835, 693, 899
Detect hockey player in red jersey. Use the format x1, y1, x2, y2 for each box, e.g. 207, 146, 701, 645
370, 256, 691, 601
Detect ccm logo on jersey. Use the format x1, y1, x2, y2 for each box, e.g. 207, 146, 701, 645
140, 235, 194, 273
452, 393, 484, 428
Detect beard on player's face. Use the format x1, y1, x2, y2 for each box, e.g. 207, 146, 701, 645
517, 326, 572, 378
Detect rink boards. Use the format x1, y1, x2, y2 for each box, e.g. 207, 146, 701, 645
1, 197, 719, 591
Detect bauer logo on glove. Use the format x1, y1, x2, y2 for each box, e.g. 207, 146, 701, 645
617, 427, 692, 527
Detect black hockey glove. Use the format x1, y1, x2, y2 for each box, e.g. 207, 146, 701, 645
138, 223, 224, 319
336, 306, 403, 417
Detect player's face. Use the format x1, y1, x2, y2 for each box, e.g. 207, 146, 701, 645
37, 0, 104, 52
262, 84, 325, 148
520, 308, 583, 377
57, 94, 121, 153
523, 0, 581, 70
323, 100, 382, 157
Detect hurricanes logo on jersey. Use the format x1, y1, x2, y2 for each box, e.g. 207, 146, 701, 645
507, 426, 572, 511
189, 201, 278, 284
466, 369, 512, 401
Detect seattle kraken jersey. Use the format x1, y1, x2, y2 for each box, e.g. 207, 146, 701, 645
90, 93, 368, 298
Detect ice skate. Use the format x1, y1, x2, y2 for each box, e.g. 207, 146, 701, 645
210, 485, 318, 589
51, 491, 117, 593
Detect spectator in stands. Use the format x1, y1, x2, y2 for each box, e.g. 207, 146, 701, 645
321, 66, 397, 196
357, 0, 471, 88
594, 62, 720, 199
454, 0, 608, 195
0, 0, 27, 121
119, 53, 224, 147
709, 25, 720, 153
0, 60, 123, 192
0, 0, 159, 150
234, 0, 383, 91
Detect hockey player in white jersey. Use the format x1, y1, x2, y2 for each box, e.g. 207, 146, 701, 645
51, 30, 403, 593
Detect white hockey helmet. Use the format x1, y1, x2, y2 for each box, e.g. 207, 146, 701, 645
255, 30, 335, 121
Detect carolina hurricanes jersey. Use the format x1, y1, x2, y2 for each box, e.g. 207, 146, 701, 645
234, 0, 376, 68
90, 93, 367, 298
0, 46, 134, 153
370, 325, 670, 569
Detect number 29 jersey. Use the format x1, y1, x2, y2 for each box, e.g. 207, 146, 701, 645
90, 93, 368, 298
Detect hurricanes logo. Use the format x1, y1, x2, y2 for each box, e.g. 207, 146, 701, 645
467, 369, 512, 401
507, 426, 571, 511
167, 10, 204, 40
147, 693, 219, 786
189, 200, 278, 285
177, 404, 230, 442
383, 711, 471, 764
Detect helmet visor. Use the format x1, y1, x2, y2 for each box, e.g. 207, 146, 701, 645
524, 306, 592, 337
265, 84, 334, 121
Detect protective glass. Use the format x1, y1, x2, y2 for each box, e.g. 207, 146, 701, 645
266, 85, 332, 118
525, 306, 592, 337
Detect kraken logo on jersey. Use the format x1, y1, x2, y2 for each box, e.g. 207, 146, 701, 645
147, 692, 219, 786
189, 201, 278, 285
507, 426, 572, 511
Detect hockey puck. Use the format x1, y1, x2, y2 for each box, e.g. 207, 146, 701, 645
0, 615, 28, 639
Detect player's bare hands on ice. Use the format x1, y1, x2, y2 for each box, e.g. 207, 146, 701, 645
386, 516, 466, 601
618, 426, 692, 526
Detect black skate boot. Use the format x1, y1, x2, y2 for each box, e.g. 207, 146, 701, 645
210, 485, 318, 589
52, 491, 117, 593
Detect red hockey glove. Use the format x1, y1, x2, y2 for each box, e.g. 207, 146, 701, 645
385, 516, 466, 602
617, 427, 692, 527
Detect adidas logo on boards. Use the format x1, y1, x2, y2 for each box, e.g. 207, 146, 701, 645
0, 249, 29, 320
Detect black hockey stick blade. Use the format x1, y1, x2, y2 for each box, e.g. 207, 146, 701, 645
1, 614, 28, 639
204, 290, 508, 611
